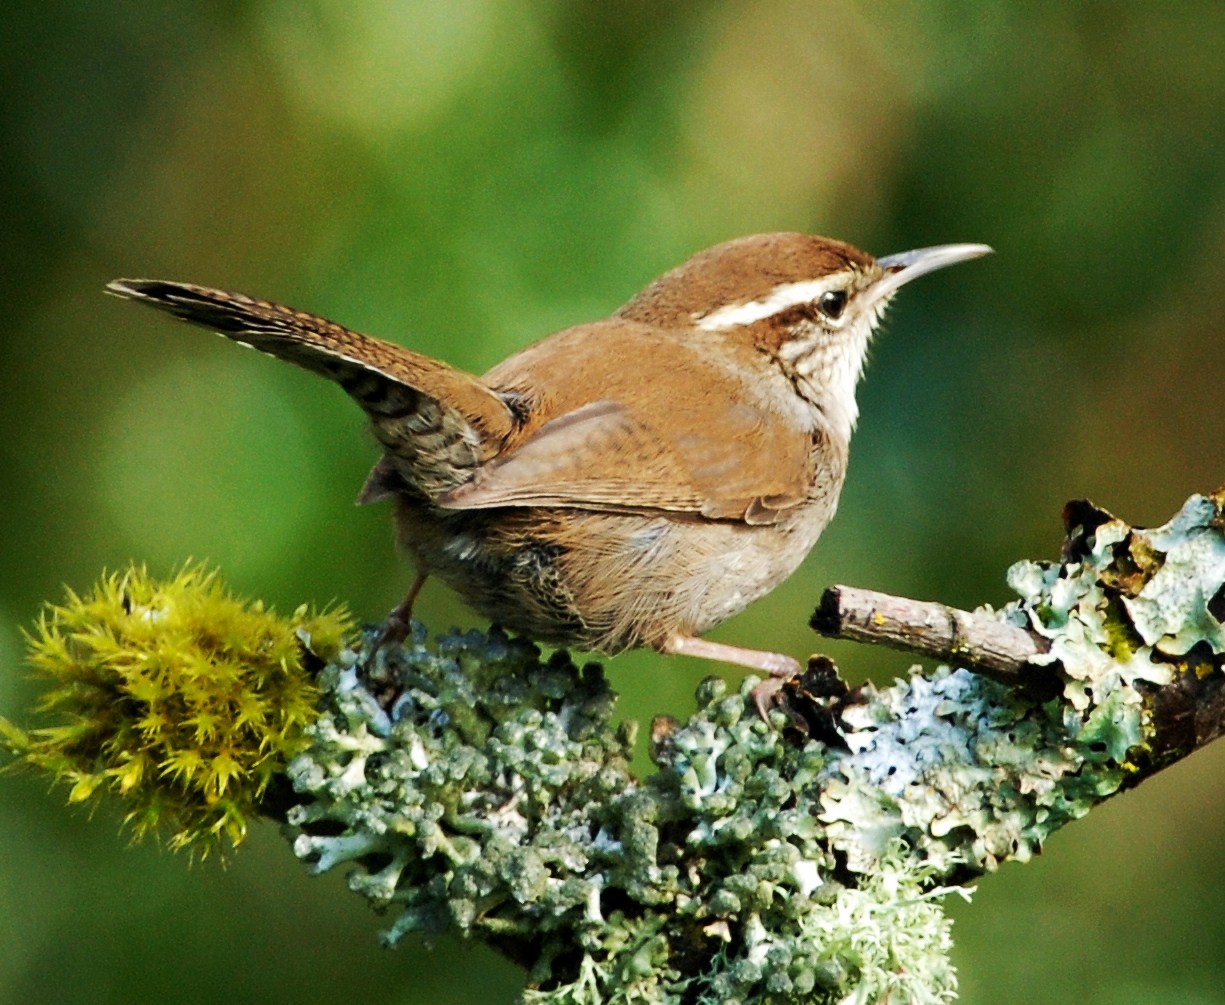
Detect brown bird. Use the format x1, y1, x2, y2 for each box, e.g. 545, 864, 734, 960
108, 233, 989, 714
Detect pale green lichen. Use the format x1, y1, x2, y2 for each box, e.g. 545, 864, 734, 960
1007, 492, 1225, 743
1121, 495, 1225, 655
288, 632, 964, 1004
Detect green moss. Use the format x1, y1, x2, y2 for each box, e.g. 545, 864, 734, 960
1, 563, 350, 856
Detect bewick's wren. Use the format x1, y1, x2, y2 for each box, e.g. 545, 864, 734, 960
108, 233, 989, 713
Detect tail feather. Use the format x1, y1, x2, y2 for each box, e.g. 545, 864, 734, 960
107, 279, 516, 496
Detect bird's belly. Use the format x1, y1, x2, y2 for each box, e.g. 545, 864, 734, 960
395, 500, 832, 654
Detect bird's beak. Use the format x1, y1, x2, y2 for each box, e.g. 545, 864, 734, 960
867, 243, 994, 310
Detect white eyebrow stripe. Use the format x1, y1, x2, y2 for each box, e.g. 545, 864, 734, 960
695, 274, 850, 331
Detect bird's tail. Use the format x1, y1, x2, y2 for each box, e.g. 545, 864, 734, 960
107, 279, 516, 498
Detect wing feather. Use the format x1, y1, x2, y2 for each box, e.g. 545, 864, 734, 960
439, 323, 817, 523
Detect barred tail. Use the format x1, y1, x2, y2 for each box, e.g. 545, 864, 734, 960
107, 279, 516, 497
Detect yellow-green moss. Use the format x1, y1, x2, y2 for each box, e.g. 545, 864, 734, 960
1, 563, 351, 856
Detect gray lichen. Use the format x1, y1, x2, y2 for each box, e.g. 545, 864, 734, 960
288, 629, 963, 1004
285, 492, 1225, 1004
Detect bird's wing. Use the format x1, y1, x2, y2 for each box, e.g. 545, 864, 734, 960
439, 333, 815, 525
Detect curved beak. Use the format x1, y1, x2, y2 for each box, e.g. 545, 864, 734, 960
868, 243, 993, 309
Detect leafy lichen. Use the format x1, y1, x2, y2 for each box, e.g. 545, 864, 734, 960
288, 631, 964, 1004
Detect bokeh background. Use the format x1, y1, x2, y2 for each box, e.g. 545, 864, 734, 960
3, 3, 1225, 1002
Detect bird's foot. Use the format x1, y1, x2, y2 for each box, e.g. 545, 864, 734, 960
661, 634, 804, 725
365, 573, 427, 666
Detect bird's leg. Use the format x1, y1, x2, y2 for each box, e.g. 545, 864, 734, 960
369, 572, 428, 658
661, 635, 802, 721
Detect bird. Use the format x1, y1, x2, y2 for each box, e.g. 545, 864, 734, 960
107, 232, 990, 715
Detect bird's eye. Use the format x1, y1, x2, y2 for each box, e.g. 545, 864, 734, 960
817, 290, 847, 320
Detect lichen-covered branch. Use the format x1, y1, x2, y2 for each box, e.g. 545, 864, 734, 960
283, 490, 1225, 1003
814, 492, 1225, 775
288, 629, 968, 1004
4, 489, 1225, 1004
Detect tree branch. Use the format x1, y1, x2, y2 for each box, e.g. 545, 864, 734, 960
810, 490, 1225, 780
810, 584, 1048, 681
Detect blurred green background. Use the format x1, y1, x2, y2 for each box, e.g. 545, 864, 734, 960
3, 2, 1225, 1002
